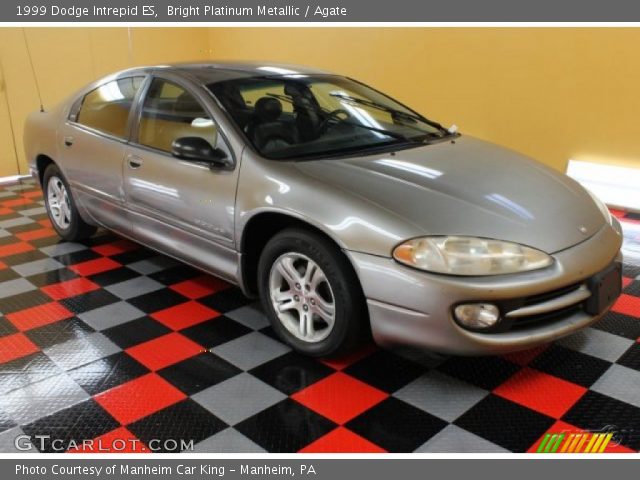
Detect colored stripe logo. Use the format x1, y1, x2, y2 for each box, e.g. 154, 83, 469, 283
536, 432, 614, 453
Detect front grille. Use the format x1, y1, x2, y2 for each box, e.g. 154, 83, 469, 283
510, 304, 583, 330
521, 282, 582, 307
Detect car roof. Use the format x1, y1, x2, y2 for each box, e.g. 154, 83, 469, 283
121, 61, 334, 84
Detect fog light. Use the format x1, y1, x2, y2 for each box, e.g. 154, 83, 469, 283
454, 303, 500, 329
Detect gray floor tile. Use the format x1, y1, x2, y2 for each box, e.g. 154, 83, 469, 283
225, 303, 269, 330
394, 370, 488, 422
0, 217, 34, 229
193, 428, 266, 453
12, 258, 64, 277
0, 427, 37, 453
39, 242, 88, 257
558, 328, 634, 362
591, 364, 640, 408
17, 207, 47, 216
78, 301, 145, 330
213, 331, 290, 371
105, 276, 164, 300
0, 278, 36, 299
43, 333, 121, 371
0, 229, 10, 238
193, 373, 286, 425
0, 374, 88, 425
415, 425, 509, 453
128, 256, 181, 275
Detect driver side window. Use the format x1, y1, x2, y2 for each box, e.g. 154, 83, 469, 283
138, 78, 218, 153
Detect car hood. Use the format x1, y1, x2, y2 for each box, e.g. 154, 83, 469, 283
294, 136, 605, 254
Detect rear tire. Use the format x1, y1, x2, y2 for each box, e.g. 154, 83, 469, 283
43, 163, 96, 241
258, 228, 369, 357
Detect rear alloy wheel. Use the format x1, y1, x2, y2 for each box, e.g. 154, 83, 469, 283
258, 228, 369, 357
43, 164, 96, 241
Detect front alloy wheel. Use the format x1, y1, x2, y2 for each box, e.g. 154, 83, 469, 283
269, 252, 336, 343
258, 228, 369, 357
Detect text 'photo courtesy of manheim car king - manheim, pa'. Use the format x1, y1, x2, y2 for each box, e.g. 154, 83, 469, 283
24, 61, 623, 358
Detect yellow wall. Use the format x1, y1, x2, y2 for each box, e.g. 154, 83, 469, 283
1, 27, 640, 176
208, 28, 640, 172
0, 27, 211, 175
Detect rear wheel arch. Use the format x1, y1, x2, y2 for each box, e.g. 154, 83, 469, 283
36, 154, 56, 186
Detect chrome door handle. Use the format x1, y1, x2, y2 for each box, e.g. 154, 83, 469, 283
63, 136, 74, 147
128, 155, 144, 169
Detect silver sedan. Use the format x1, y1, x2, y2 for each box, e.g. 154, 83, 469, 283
24, 62, 623, 356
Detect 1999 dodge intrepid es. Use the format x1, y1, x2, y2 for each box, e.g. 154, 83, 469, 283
24, 62, 623, 356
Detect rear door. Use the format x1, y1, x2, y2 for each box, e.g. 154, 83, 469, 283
123, 75, 240, 281
61, 76, 145, 235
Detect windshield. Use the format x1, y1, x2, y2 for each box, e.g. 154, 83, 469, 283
207, 75, 449, 160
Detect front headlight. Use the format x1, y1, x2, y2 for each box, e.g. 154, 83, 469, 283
393, 236, 553, 275
585, 189, 612, 225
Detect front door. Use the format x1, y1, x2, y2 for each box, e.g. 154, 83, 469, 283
123, 76, 240, 281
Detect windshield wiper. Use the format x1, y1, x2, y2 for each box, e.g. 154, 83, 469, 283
329, 93, 448, 134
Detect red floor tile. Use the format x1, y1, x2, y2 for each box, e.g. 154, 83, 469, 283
0, 260, 6, 270
299, 427, 386, 453
612, 294, 640, 317
292, 372, 388, 424
67, 427, 149, 453
169, 275, 231, 299
94, 373, 186, 425
69, 257, 121, 276
38, 219, 52, 228
502, 345, 549, 367
0, 207, 13, 216
6, 302, 74, 331
41, 277, 101, 300
321, 343, 378, 371
22, 190, 43, 199
92, 239, 139, 257
494, 367, 587, 418
1, 197, 32, 208
0, 241, 34, 258
0, 333, 39, 364
15, 228, 57, 241
150, 301, 220, 330
126, 332, 204, 371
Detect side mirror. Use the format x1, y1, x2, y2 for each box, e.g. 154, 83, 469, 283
171, 136, 232, 168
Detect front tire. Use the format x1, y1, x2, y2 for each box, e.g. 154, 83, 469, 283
258, 228, 369, 357
43, 164, 96, 241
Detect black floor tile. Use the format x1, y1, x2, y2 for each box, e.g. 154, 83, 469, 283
345, 397, 447, 452
0, 289, 52, 314
68, 352, 150, 396
128, 399, 227, 452
158, 352, 241, 395
59, 290, 120, 314
22, 399, 119, 452
0, 250, 48, 266
592, 311, 640, 340
344, 350, 426, 393
127, 288, 189, 314
180, 316, 251, 349
102, 316, 172, 349
149, 265, 201, 285
617, 343, 640, 372
454, 394, 555, 452
26, 268, 79, 288
87, 267, 140, 287
0, 317, 18, 337
25, 317, 95, 349
0, 352, 63, 394
530, 345, 613, 388
199, 288, 250, 313
250, 351, 335, 395
438, 356, 521, 391
53, 249, 101, 266
236, 399, 336, 452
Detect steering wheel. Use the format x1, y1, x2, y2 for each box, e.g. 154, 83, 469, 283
319, 108, 351, 132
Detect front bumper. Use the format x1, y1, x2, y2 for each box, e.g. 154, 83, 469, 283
347, 221, 623, 355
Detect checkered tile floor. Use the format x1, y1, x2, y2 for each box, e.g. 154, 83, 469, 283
1, 177, 639, 453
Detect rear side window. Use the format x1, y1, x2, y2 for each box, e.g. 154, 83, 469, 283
76, 76, 145, 139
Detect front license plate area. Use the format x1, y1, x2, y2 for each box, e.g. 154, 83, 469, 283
584, 262, 622, 316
